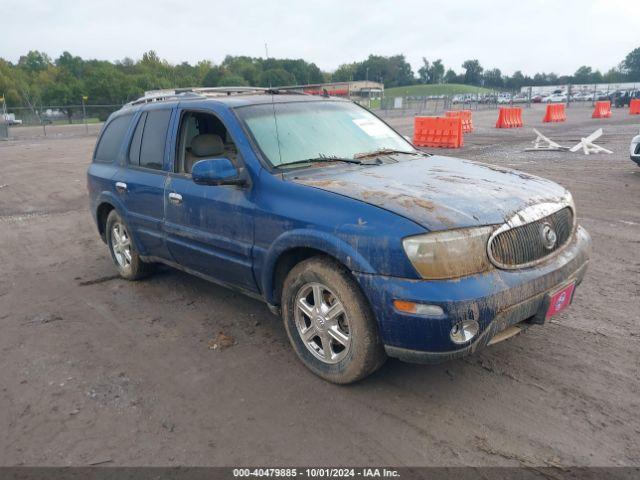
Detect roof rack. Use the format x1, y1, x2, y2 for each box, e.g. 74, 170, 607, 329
125, 86, 307, 107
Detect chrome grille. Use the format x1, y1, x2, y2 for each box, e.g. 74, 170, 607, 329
489, 207, 574, 268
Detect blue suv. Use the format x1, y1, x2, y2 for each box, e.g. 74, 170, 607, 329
88, 88, 591, 383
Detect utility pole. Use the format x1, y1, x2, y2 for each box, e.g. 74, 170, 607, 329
82, 96, 88, 134
264, 42, 269, 59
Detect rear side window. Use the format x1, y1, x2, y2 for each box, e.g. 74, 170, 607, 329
128, 112, 146, 166
94, 114, 133, 162
138, 109, 171, 170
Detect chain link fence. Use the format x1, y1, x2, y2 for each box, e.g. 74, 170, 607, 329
1, 103, 125, 139
372, 91, 531, 117
4, 104, 123, 126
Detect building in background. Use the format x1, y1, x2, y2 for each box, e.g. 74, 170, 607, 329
283, 81, 384, 104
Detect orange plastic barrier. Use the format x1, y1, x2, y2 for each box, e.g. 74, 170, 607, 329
496, 107, 524, 128
629, 99, 640, 115
445, 110, 474, 133
543, 103, 566, 123
495, 107, 523, 128
592, 101, 611, 118
413, 116, 463, 148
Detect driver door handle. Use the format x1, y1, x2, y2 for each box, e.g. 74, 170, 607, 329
115, 181, 127, 193
168, 192, 183, 205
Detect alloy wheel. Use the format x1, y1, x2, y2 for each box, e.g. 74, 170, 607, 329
294, 282, 351, 364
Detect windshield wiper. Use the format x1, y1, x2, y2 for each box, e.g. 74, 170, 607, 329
280, 156, 363, 168
353, 148, 420, 159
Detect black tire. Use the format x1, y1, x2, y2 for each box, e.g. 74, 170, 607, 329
281, 256, 386, 384
105, 209, 153, 280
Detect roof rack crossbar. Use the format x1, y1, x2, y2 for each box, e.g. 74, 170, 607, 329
125, 86, 307, 107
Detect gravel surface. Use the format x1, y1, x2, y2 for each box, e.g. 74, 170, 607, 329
0, 103, 638, 467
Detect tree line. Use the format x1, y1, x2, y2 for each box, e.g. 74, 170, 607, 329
1, 47, 639, 111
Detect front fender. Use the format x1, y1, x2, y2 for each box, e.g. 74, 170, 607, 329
259, 229, 376, 304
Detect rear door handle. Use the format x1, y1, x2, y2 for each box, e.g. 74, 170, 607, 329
115, 181, 127, 193
168, 192, 183, 205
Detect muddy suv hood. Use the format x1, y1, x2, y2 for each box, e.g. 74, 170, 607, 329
289, 155, 571, 231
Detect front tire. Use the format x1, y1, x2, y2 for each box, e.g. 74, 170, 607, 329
281, 256, 386, 384
105, 210, 153, 280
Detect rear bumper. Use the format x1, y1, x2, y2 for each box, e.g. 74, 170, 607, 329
354, 226, 591, 363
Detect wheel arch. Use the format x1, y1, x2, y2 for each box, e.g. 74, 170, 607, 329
93, 191, 128, 243
96, 201, 116, 242
260, 230, 376, 306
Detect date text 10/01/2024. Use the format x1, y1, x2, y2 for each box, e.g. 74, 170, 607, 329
232, 468, 400, 478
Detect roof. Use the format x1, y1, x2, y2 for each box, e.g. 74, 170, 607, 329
121, 86, 348, 111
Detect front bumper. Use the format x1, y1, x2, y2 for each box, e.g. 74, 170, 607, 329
354, 226, 591, 363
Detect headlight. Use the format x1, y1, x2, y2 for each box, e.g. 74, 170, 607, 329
403, 226, 495, 279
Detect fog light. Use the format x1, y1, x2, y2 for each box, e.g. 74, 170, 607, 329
393, 300, 444, 316
450, 320, 479, 344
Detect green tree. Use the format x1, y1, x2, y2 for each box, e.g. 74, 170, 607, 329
218, 74, 249, 87
418, 58, 430, 84
202, 66, 224, 87
443, 69, 457, 83
572, 66, 593, 84
623, 47, 640, 80
483, 68, 503, 88
428, 59, 444, 84
462, 59, 483, 85
56, 51, 84, 78
18, 51, 51, 73
504, 71, 526, 90
258, 68, 294, 87
332, 63, 357, 82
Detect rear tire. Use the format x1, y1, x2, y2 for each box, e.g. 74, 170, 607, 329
105, 210, 153, 280
281, 256, 386, 384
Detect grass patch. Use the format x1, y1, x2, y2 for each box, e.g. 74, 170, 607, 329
384, 84, 494, 97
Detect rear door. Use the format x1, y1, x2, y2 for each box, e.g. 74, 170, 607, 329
114, 107, 174, 259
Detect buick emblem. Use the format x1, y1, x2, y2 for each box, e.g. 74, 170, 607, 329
541, 223, 557, 250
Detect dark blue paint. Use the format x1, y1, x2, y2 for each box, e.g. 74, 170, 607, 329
87, 95, 591, 358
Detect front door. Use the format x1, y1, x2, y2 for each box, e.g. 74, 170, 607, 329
163, 108, 257, 292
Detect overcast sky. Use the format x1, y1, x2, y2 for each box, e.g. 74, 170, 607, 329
3, 0, 639, 76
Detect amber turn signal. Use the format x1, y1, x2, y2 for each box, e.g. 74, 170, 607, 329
393, 300, 444, 316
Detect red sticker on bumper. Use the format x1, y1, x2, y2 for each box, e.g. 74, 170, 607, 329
546, 283, 576, 319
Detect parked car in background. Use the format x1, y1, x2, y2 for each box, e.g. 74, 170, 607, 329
545, 93, 567, 103
87, 87, 591, 384
574, 91, 594, 102
611, 90, 640, 107
0, 113, 22, 125
532, 95, 543, 103
631, 134, 640, 167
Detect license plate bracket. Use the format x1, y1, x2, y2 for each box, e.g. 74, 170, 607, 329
533, 282, 576, 324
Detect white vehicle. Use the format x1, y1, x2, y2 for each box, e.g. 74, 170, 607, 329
631, 134, 640, 167
545, 93, 567, 103
1, 113, 22, 125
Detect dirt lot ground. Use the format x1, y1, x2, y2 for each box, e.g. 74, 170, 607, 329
0, 104, 638, 467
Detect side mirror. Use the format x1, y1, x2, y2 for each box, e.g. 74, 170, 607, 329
191, 158, 245, 186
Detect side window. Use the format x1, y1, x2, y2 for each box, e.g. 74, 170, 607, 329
94, 114, 133, 163
176, 111, 239, 174
128, 112, 146, 166
139, 109, 171, 170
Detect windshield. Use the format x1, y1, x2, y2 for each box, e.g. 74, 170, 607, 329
236, 100, 415, 167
